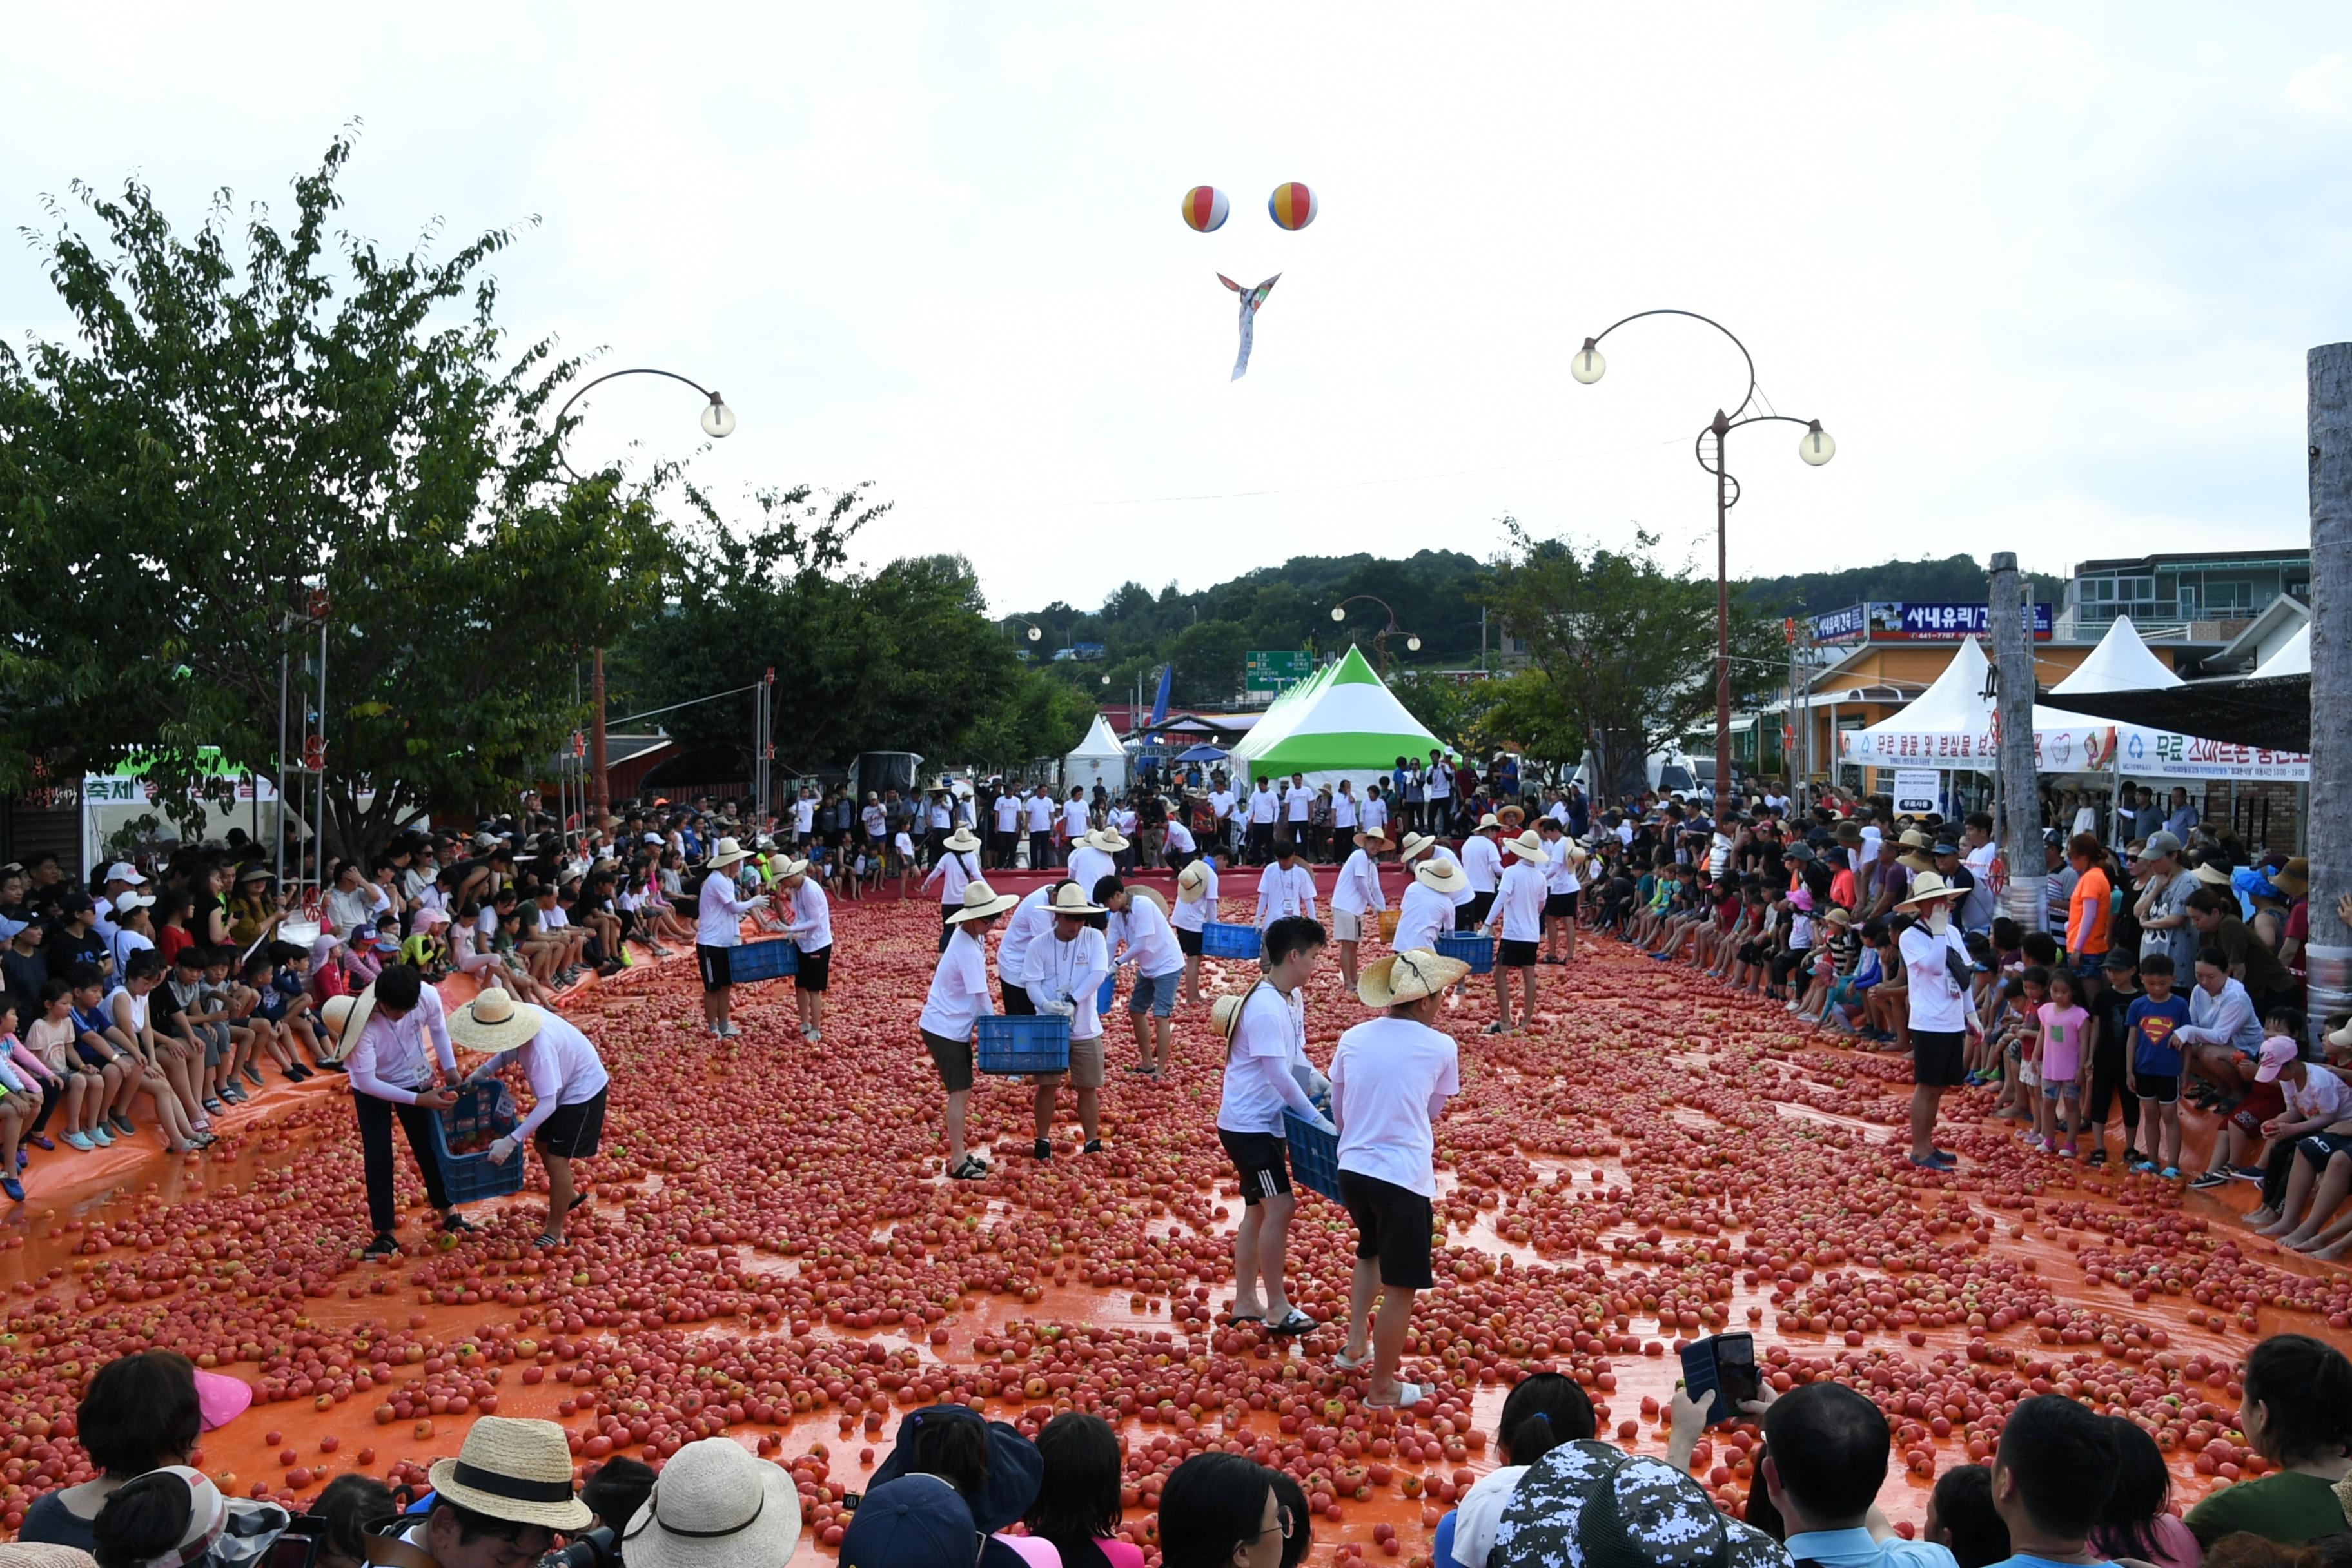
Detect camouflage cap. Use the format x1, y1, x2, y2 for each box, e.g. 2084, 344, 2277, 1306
1495, 1440, 1790, 1568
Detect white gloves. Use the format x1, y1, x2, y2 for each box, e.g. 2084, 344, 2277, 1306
1043, 999, 1076, 1019
1307, 1112, 1338, 1137
487, 1137, 518, 1165
1292, 1063, 1331, 1101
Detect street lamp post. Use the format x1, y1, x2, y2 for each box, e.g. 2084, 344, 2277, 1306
1001, 616, 1045, 651
1572, 311, 1832, 810
553, 368, 737, 824
1328, 594, 1423, 676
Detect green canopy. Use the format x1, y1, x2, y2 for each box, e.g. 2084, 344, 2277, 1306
1227, 647, 1444, 784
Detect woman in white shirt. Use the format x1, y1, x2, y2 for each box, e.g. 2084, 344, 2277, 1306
1020, 885, 1111, 1161
1328, 827, 1392, 992
694, 839, 770, 1039
1395, 854, 1464, 960
778, 859, 832, 1043
1170, 856, 1220, 1006
1536, 819, 1585, 965
917, 882, 1019, 1181
1482, 831, 1549, 1035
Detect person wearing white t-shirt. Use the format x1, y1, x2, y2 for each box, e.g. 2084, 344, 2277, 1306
1896, 874, 1973, 1170
1161, 814, 1197, 872
791, 789, 817, 848
1021, 883, 1112, 1161
1254, 845, 1318, 928
455, 993, 611, 1247
1328, 826, 1392, 991
1395, 852, 1465, 958
1208, 783, 1239, 857
1245, 778, 1280, 863
1536, 818, 1585, 965
921, 828, 986, 951
1212, 917, 1335, 1338
1959, 812, 1999, 934
1360, 786, 1389, 839
990, 789, 1023, 870
1331, 948, 1464, 1409
778, 860, 834, 1043
1024, 789, 1056, 869
1059, 790, 1090, 853
1460, 816, 1505, 932
1101, 878, 1187, 1077
1066, 830, 1117, 901
993, 880, 1061, 1015
695, 840, 769, 1038
1169, 856, 1221, 1006
1482, 831, 1549, 1035
1332, 781, 1360, 836
1282, 775, 1313, 845
917, 881, 1019, 1181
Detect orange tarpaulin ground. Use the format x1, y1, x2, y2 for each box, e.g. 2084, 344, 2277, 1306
1, 901, 2346, 1566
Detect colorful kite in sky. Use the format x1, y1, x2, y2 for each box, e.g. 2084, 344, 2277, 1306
1218, 272, 1280, 380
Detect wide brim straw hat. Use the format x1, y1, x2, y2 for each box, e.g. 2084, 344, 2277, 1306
1476, 813, 1504, 832
946, 881, 1021, 925
2272, 858, 2309, 898
1355, 827, 1393, 850
941, 827, 983, 853
1048, 883, 1106, 917
1398, 832, 1438, 863
426, 1417, 594, 1532
621, 1436, 801, 1568
1896, 871, 1966, 908
447, 986, 545, 1052
1358, 949, 1472, 1008
2190, 861, 2234, 888
772, 858, 810, 881
1414, 858, 1469, 895
705, 836, 754, 870
1082, 827, 1130, 853
1497, 804, 1527, 828
1132, 887, 1171, 919
237, 864, 273, 885
1211, 991, 1253, 1042
320, 990, 373, 1050
1177, 861, 1213, 902
1505, 830, 1550, 863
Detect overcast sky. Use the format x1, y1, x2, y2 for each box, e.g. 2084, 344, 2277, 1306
6, 3, 2349, 611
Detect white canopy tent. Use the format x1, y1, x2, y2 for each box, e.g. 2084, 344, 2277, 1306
2051, 616, 2182, 696
1063, 714, 1129, 794
2255, 624, 2311, 678
1839, 638, 2117, 774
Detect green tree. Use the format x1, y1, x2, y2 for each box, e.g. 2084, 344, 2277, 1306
1484, 519, 1782, 798
0, 135, 675, 854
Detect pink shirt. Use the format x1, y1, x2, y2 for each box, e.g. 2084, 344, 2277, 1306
2037, 1002, 2090, 1083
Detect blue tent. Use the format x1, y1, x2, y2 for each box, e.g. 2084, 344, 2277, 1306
1175, 743, 1228, 763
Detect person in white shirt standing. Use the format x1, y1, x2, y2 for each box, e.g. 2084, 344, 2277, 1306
990, 787, 1023, 870
1332, 781, 1360, 844
1459, 814, 1505, 934
1330, 948, 1465, 1408
1245, 778, 1280, 864
1896, 872, 1972, 1170
1482, 829, 1550, 1035
1328, 826, 1393, 993
1282, 774, 1313, 858
921, 826, 986, 952
1170, 857, 1221, 1006
1255, 844, 1318, 928
1359, 784, 1389, 841
453, 988, 611, 1249
777, 856, 834, 1043
1536, 817, 1585, 965
1212, 917, 1336, 1338
791, 788, 817, 850
1021, 883, 1112, 1160
1066, 827, 1122, 903
695, 838, 769, 1039
1024, 788, 1057, 870
1208, 779, 1238, 859
1059, 789, 1091, 861
917, 881, 1020, 1181
1099, 877, 1186, 1077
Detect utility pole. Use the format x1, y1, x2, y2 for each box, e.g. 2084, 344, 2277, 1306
2304, 344, 2351, 1053
1990, 553, 2044, 932
591, 647, 610, 826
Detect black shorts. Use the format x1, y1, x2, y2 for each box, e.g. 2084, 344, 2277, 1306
696, 944, 734, 992
2296, 1130, 2352, 1167
1462, 892, 1496, 930
1338, 1169, 1435, 1291
535, 1088, 607, 1159
1544, 892, 1574, 920
1498, 939, 1540, 969
1000, 979, 1035, 1015
795, 944, 832, 993
1911, 1028, 1966, 1088
1219, 1129, 1291, 1205
2136, 1072, 2180, 1105
1175, 926, 1204, 957
923, 1029, 974, 1093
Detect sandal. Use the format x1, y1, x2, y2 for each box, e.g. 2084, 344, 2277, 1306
947, 1155, 990, 1181
568, 1191, 591, 1211
533, 1233, 563, 1249
1266, 1308, 1317, 1337
1333, 1349, 1370, 1371
1367, 1381, 1426, 1409
1222, 1313, 1263, 1328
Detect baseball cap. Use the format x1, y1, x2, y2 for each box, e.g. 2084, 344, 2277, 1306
103, 862, 146, 886
837, 1476, 976, 1568
2140, 830, 2183, 859
2253, 1038, 2301, 1083
2101, 950, 2138, 972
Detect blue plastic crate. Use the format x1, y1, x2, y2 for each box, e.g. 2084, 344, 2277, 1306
433, 1081, 525, 1205
1097, 972, 1117, 1015
1199, 921, 1263, 961
729, 938, 799, 983
1282, 1110, 1344, 1202
1434, 933, 1496, 975
975, 1014, 1072, 1075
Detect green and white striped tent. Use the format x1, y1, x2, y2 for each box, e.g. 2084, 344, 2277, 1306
1226, 645, 1445, 786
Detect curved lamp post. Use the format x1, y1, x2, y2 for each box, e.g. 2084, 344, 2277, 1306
1573, 310, 1832, 805
1329, 594, 1422, 676
553, 366, 739, 818
1001, 616, 1045, 647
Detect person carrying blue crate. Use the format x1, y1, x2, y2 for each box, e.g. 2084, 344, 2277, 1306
1210, 916, 1337, 1340
693, 838, 770, 1041
1396, 850, 1466, 960
1095, 877, 1186, 1079
918, 881, 1022, 1182
1018, 884, 1112, 1162
1328, 948, 1466, 1409
449, 988, 611, 1250
1329, 825, 1393, 994
1169, 857, 1221, 1008
320, 966, 467, 1260
992, 879, 1070, 1018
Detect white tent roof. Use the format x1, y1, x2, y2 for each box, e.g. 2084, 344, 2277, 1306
1874, 637, 1994, 732
2254, 624, 2311, 678
1844, 638, 2117, 772
1065, 714, 1126, 761
2052, 617, 2183, 694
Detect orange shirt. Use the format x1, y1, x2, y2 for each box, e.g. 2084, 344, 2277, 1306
2068, 865, 2112, 955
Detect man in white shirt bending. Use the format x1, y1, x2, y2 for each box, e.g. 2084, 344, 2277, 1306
455, 989, 612, 1248
1021, 883, 1112, 1160
1331, 948, 1464, 1409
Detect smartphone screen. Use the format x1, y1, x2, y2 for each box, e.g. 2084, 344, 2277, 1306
1715, 1332, 1759, 1415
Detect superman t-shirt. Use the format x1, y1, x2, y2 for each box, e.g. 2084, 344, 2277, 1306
2127, 993, 2193, 1076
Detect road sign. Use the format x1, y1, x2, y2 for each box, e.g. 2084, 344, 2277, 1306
1246, 650, 1313, 692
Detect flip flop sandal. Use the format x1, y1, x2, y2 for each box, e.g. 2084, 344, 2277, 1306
1221, 1313, 1264, 1328
1266, 1309, 1317, 1337
568, 1192, 591, 1211
1367, 1382, 1426, 1409
533, 1233, 563, 1249
1332, 1349, 1370, 1371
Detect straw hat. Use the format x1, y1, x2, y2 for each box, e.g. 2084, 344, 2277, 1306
1414, 858, 1469, 896
1354, 826, 1393, 850
621, 1436, 801, 1568
320, 991, 373, 1050
1475, 813, 1504, 832
1504, 830, 1549, 863
1895, 871, 1966, 908
946, 881, 1020, 925
2190, 861, 2233, 888
1081, 827, 1130, 853
2271, 857, 2309, 899
1823, 908, 1854, 926
941, 827, 983, 854
772, 857, 810, 881
1211, 990, 1256, 1042
1398, 832, 1438, 863
236, 863, 272, 885
1497, 804, 1527, 828
0, 1544, 106, 1568
426, 1417, 594, 1531
1177, 861, 1214, 903
1133, 887, 1171, 919
705, 837, 755, 870
448, 987, 545, 1052
1358, 948, 1473, 1008
1048, 883, 1106, 917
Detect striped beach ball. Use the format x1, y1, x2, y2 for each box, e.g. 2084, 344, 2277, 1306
1181, 186, 1230, 232
1267, 182, 1317, 230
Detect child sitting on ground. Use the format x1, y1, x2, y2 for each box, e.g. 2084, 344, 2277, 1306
28, 979, 109, 1150
238, 952, 304, 1084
